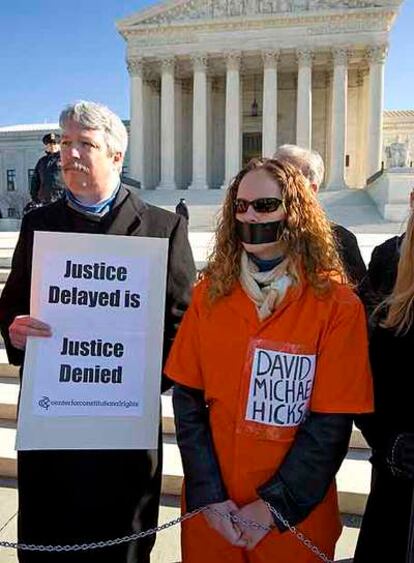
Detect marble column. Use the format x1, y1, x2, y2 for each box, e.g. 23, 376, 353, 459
147, 79, 161, 189
127, 58, 145, 186
367, 45, 387, 179
262, 50, 279, 158
222, 52, 242, 189
189, 55, 209, 190
296, 49, 313, 149
158, 57, 176, 190
357, 69, 369, 187
326, 48, 348, 191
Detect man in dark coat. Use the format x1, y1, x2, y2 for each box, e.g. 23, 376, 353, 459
274, 144, 367, 287
359, 234, 403, 319
359, 190, 414, 318
0, 101, 196, 562
30, 132, 65, 204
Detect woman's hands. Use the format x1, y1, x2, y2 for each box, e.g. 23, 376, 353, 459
204, 498, 275, 550
236, 499, 274, 550
9, 315, 52, 350
204, 500, 246, 547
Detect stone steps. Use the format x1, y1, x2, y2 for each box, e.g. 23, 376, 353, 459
0, 231, 394, 287
337, 452, 372, 516
0, 423, 16, 479
0, 257, 12, 269
0, 232, 214, 273
0, 269, 10, 284
0, 421, 372, 516
0, 351, 18, 378
0, 373, 368, 445
0, 379, 19, 420
0, 366, 371, 516
0, 236, 17, 286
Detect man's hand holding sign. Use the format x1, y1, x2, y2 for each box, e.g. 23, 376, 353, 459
9, 316, 51, 350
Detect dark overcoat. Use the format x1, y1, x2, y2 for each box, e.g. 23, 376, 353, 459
354, 322, 414, 563
331, 223, 367, 287
0, 185, 196, 563
359, 234, 403, 317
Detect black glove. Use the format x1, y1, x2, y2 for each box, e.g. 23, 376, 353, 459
386, 433, 414, 479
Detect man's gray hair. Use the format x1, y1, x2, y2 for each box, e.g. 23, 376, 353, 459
59, 101, 128, 157
274, 144, 325, 189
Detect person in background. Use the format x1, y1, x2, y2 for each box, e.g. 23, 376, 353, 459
166, 158, 373, 562
354, 202, 414, 563
274, 144, 367, 287
30, 132, 65, 204
0, 101, 195, 563
360, 188, 414, 318
176, 198, 189, 221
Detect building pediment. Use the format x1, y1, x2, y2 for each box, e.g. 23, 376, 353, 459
118, 0, 400, 28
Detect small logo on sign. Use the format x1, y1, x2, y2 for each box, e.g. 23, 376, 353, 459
38, 396, 51, 410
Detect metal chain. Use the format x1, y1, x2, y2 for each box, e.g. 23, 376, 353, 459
0, 503, 333, 561
0, 507, 204, 552
266, 503, 333, 563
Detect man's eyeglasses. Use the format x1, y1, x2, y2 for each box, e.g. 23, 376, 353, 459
234, 197, 283, 214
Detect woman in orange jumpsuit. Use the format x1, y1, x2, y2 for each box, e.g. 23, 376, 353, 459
166, 158, 373, 562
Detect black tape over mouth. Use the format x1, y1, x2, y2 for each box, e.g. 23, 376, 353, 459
236, 220, 284, 244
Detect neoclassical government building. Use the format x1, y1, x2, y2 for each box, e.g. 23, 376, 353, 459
117, 0, 403, 190
0, 0, 411, 215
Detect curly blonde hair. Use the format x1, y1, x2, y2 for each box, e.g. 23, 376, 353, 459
203, 158, 347, 302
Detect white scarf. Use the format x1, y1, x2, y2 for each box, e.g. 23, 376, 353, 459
240, 251, 294, 321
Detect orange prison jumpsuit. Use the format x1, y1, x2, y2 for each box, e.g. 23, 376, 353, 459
165, 277, 373, 563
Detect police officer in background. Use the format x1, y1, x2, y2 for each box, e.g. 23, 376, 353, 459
175, 198, 189, 221
30, 132, 65, 204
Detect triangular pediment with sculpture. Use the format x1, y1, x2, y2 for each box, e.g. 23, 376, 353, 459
119, 0, 400, 27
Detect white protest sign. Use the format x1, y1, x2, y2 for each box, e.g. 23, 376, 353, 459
17, 231, 168, 450
245, 347, 316, 427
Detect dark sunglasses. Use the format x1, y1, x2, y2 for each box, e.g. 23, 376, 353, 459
234, 197, 283, 214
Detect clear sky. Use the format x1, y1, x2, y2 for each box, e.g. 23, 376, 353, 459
0, 0, 412, 127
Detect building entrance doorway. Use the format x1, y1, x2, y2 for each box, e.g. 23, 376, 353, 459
243, 132, 262, 166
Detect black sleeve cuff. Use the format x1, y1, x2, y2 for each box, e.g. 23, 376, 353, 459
257, 412, 352, 531
173, 383, 228, 510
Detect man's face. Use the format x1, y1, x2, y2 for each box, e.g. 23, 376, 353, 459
60, 121, 122, 203
46, 142, 59, 154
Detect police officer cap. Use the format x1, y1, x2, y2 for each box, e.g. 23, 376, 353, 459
42, 132, 61, 145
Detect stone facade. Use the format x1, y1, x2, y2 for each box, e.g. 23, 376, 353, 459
0, 108, 412, 214
117, 0, 403, 190
0, 0, 409, 210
